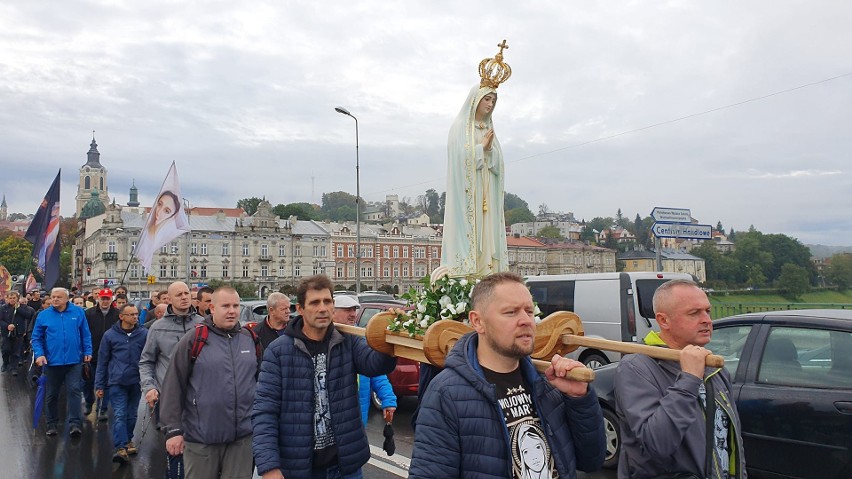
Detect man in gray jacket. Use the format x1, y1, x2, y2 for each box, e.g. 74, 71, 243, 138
160, 286, 258, 478
615, 279, 746, 479
139, 281, 204, 411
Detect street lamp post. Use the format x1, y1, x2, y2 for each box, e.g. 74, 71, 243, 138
335, 106, 361, 294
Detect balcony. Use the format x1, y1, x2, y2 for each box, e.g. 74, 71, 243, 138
102, 252, 119, 262
259, 255, 273, 262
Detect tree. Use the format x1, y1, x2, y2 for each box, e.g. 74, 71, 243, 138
0, 232, 32, 275
208, 278, 256, 299
321, 191, 359, 222
273, 202, 319, 220
424, 189, 440, 218
8, 213, 27, 221
538, 203, 550, 218
237, 197, 263, 216
716, 221, 725, 235
615, 208, 628, 228
504, 192, 530, 211
536, 225, 564, 240
826, 253, 852, 290
505, 207, 535, 225
761, 233, 815, 284
776, 263, 810, 300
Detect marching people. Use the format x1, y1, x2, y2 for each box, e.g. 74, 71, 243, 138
31, 287, 93, 437
138, 290, 159, 325
113, 293, 128, 311
331, 295, 397, 426
253, 292, 290, 350
94, 303, 147, 465
26, 290, 43, 311
144, 303, 169, 329
252, 275, 397, 479
408, 272, 606, 478
0, 292, 36, 376
195, 286, 214, 317
614, 279, 746, 478
84, 288, 119, 420
160, 287, 260, 478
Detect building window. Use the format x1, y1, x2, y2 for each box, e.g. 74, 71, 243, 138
347, 245, 354, 257
403, 247, 409, 258
337, 245, 343, 257
336, 266, 343, 278
279, 244, 286, 256
294, 265, 301, 277
171, 242, 179, 255
393, 247, 399, 258
222, 265, 229, 278
383, 246, 389, 258
191, 243, 197, 255
84, 176, 90, 189
261, 244, 268, 256
261, 265, 268, 277
223, 243, 230, 256
200, 265, 207, 278
279, 265, 286, 277
313, 264, 321, 275
403, 265, 409, 277
364, 246, 373, 258
170, 265, 178, 277
383, 266, 389, 277
107, 267, 116, 278
131, 241, 137, 253
242, 243, 250, 256
431, 248, 439, 258
242, 265, 249, 278
393, 266, 400, 277
161, 245, 168, 254
294, 245, 301, 256
130, 264, 138, 278
160, 265, 167, 278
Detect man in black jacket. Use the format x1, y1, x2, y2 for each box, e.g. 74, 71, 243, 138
84, 289, 119, 419
0, 292, 36, 376
254, 292, 290, 351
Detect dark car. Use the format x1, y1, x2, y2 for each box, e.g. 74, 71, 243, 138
591, 309, 852, 477
356, 301, 419, 408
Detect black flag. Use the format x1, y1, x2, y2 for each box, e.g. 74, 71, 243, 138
24, 171, 61, 290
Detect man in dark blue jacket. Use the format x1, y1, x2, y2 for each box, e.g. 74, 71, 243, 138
252, 275, 396, 479
31, 287, 93, 438
409, 272, 606, 478
84, 288, 119, 419
95, 303, 147, 465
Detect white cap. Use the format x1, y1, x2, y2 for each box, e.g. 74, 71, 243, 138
334, 295, 360, 309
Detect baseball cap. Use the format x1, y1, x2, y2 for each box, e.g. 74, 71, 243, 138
97, 288, 113, 298
334, 295, 360, 309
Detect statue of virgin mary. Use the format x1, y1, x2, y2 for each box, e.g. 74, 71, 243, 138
441, 41, 512, 277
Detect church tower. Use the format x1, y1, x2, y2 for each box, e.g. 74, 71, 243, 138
127, 180, 140, 207
76, 134, 109, 217
0, 194, 7, 221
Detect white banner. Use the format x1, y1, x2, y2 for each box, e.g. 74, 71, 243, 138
133, 162, 190, 272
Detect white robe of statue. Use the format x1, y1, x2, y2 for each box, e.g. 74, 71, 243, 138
440, 84, 508, 277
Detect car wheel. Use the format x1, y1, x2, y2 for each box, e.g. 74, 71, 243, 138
583, 353, 609, 369
371, 390, 382, 410
602, 407, 621, 469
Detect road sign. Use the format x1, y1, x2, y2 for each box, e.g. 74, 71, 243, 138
650, 207, 692, 223
147, 275, 156, 284
651, 222, 712, 240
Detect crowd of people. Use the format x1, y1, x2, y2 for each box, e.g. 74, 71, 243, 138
0, 273, 743, 479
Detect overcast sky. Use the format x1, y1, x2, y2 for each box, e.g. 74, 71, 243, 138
2, 1, 850, 246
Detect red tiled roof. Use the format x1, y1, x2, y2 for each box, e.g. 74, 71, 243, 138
506, 235, 546, 247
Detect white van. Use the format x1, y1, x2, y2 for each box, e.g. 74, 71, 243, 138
526, 272, 694, 368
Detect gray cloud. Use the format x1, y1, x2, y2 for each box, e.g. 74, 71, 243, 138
2, 0, 851, 246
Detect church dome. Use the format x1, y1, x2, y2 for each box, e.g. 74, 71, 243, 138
80, 188, 106, 219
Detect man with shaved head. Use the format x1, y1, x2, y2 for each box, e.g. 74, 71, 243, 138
139, 282, 204, 411
614, 279, 746, 478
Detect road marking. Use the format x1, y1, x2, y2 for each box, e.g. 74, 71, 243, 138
369, 444, 410, 477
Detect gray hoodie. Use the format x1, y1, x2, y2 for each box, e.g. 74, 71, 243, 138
139, 306, 204, 395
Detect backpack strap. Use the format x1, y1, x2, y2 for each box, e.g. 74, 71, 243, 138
189, 323, 209, 364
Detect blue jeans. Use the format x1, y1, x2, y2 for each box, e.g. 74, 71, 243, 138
310, 467, 363, 479
83, 362, 108, 410
108, 383, 141, 450
44, 363, 83, 428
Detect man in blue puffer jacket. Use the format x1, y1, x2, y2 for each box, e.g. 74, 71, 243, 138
252, 275, 396, 479
95, 303, 147, 465
409, 272, 606, 478
31, 287, 93, 438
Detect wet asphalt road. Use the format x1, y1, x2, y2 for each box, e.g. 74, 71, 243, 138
1, 369, 615, 478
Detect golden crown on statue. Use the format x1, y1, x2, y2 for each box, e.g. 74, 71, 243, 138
479, 39, 512, 89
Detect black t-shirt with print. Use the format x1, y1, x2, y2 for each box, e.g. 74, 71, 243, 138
483, 366, 558, 479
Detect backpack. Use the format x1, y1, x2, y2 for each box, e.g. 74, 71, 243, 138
189, 324, 263, 377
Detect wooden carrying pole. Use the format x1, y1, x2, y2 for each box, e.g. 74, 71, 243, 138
335, 310, 725, 383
